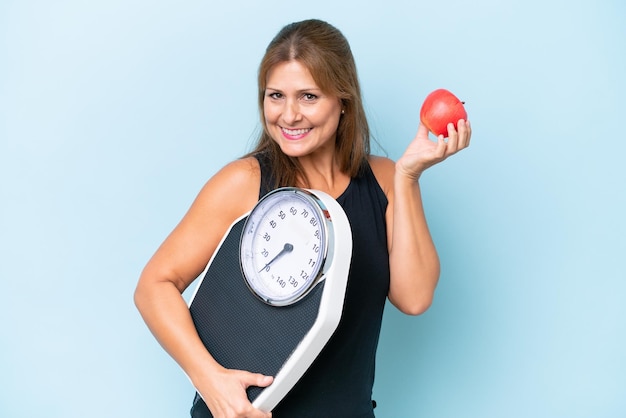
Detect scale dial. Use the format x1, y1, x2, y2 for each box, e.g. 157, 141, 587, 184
240, 188, 331, 306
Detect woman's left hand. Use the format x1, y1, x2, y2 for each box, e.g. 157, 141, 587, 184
396, 119, 471, 181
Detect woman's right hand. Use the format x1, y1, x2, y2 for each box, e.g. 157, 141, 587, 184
195, 366, 274, 418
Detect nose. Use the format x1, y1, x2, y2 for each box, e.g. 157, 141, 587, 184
282, 100, 302, 124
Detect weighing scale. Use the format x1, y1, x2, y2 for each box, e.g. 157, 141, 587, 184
188, 187, 352, 412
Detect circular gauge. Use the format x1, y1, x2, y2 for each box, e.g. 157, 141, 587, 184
240, 188, 331, 306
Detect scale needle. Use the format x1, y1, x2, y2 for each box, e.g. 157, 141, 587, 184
259, 243, 293, 273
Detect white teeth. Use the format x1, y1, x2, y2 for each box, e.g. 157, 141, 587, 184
282, 127, 310, 136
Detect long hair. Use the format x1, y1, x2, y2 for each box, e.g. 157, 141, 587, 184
246, 19, 371, 189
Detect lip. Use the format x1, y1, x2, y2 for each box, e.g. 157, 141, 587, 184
281, 126, 312, 140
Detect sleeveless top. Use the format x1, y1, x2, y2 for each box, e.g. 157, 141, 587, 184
191, 154, 390, 418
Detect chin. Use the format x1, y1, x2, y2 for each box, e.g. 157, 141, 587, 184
278, 146, 309, 158
272, 138, 309, 158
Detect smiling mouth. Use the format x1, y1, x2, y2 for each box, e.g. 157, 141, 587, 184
281, 127, 311, 137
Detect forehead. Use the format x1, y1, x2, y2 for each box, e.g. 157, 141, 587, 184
265, 60, 320, 90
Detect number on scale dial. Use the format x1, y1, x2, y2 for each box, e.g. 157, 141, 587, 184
240, 188, 331, 306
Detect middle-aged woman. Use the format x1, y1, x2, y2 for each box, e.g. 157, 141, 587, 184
135, 18, 471, 418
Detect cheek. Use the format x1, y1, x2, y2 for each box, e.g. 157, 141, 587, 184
318, 112, 341, 131
263, 108, 280, 139
263, 105, 279, 125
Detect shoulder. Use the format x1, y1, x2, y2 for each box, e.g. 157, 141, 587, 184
138, 157, 261, 292
207, 156, 260, 195
188, 156, 261, 228
367, 155, 395, 197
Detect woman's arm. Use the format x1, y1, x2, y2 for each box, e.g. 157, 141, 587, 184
372, 120, 471, 315
134, 157, 273, 418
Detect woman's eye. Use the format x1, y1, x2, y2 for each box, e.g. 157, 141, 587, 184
268, 92, 282, 99
303, 93, 317, 101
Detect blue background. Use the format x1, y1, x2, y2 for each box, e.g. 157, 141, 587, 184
1, 1, 625, 417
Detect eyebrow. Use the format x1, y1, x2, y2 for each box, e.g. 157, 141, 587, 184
265, 86, 323, 93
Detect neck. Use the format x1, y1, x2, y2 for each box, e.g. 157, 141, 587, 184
297, 153, 349, 198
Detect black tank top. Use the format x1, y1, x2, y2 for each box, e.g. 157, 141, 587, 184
191, 155, 390, 418
262, 155, 390, 417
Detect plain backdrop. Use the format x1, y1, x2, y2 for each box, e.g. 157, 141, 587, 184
1, 1, 625, 417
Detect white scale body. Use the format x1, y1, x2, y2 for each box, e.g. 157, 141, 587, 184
188, 187, 352, 412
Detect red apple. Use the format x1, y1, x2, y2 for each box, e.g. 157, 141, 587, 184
419, 88, 468, 137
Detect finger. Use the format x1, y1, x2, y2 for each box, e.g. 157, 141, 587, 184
248, 400, 273, 418
436, 134, 447, 158
249, 406, 273, 418
446, 122, 459, 153
416, 122, 429, 139
235, 405, 269, 418
456, 119, 470, 149
244, 373, 273, 388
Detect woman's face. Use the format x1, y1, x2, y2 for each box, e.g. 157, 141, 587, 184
263, 60, 342, 158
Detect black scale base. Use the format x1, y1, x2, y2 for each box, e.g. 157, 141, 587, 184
189, 217, 325, 407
